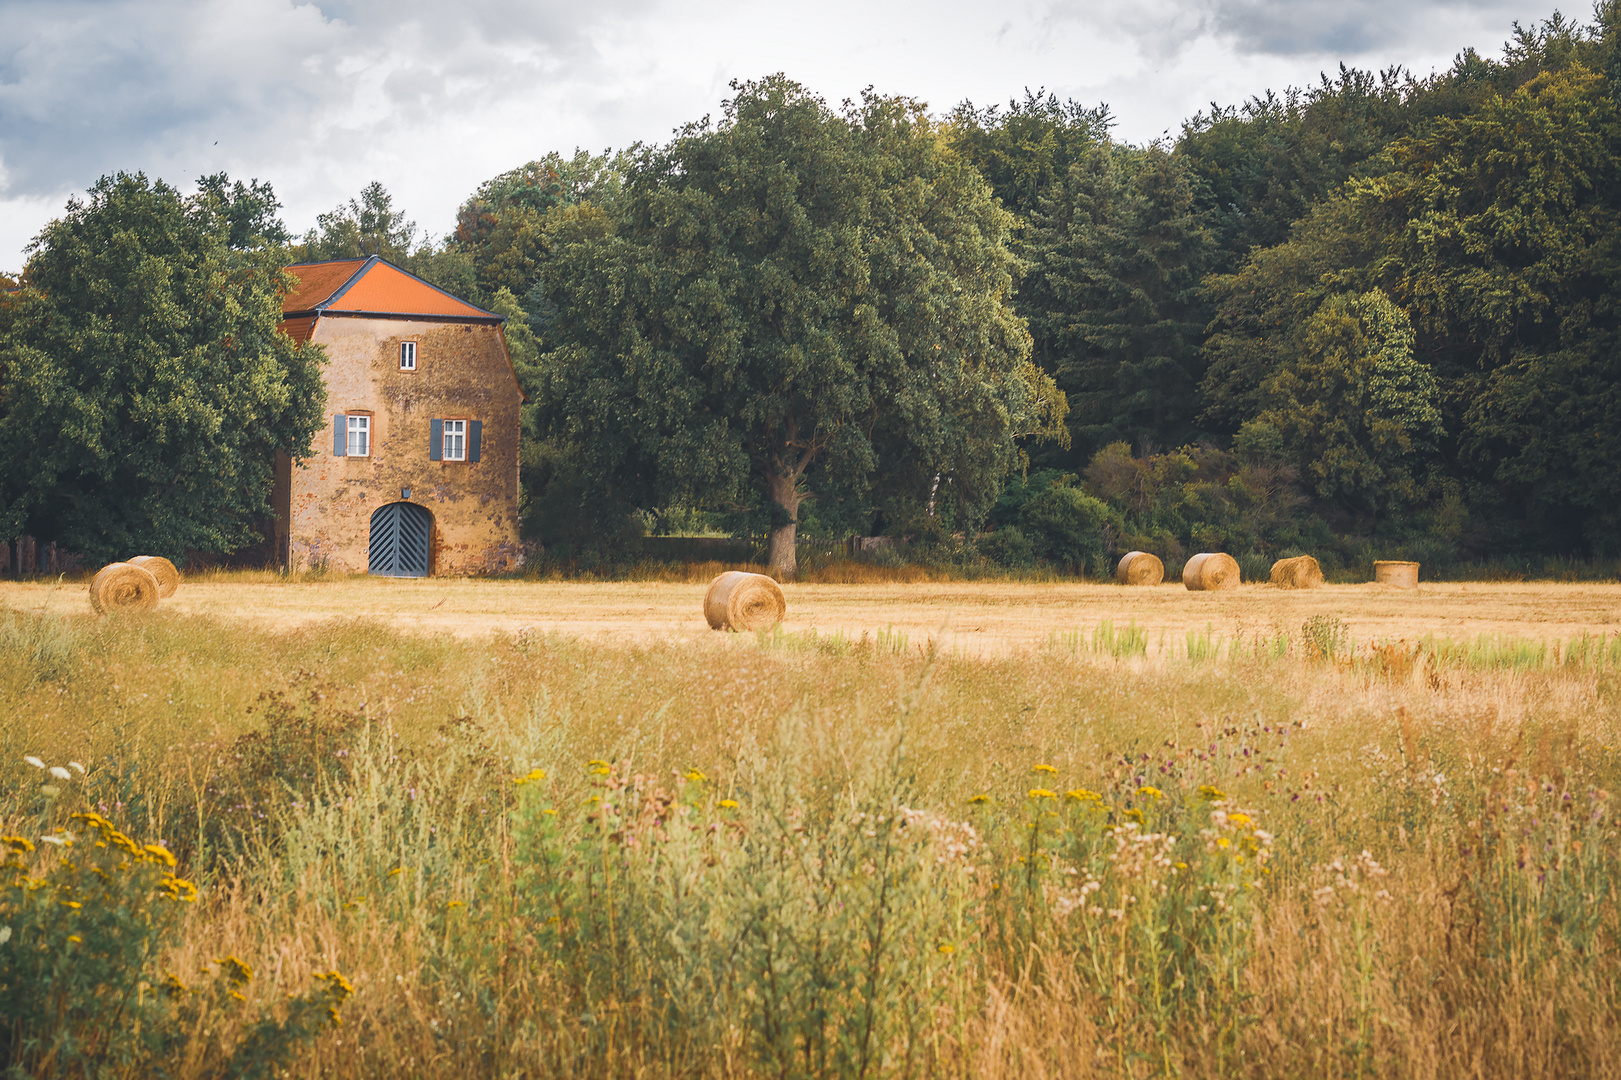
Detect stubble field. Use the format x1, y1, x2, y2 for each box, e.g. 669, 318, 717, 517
1, 572, 1619, 1078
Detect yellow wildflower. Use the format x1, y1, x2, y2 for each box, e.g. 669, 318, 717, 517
937, 943, 955, 954
1136, 785, 1163, 800
1216, 837, 1231, 850
2, 836, 34, 854
60, 900, 81, 910
685, 768, 708, 783
218, 956, 254, 985
967, 794, 991, 805
1066, 789, 1102, 803
1228, 812, 1252, 826
67, 935, 81, 944
1197, 785, 1226, 801
1031, 764, 1057, 775
143, 844, 176, 867
447, 900, 464, 909
718, 799, 739, 809
1028, 788, 1057, 799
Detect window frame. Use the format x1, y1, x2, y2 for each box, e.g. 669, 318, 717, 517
442, 418, 467, 462
346, 413, 372, 458
399, 340, 417, 371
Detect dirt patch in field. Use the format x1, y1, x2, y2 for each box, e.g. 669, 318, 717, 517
4, 577, 1617, 655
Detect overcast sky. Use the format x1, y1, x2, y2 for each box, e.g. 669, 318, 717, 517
0, 0, 1572, 270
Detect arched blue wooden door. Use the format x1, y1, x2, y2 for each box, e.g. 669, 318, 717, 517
368, 502, 432, 577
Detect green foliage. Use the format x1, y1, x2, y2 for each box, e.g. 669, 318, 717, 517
533, 76, 1065, 575
1022, 145, 1218, 461
945, 88, 1112, 219
447, 150, 625, 308
0, 810, 348, 1080
1019, 484, 1118, 574
290, 180, 420, 263
1261, 289, 1442, 517
0, 173, 328, 560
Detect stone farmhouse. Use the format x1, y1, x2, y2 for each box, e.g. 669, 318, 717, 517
272, 257, 525, 576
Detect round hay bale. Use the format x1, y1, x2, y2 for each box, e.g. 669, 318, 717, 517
89, 562, 161, 615
1373, 560, 1420, 589
704, 571, 786, 632
1182, 552, 1241, 591
1116, 551, 1165, 586
1269, 555, 1324, 590
128, 555, 180, 598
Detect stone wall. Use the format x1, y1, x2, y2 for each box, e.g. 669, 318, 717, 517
281, 315, 524, 575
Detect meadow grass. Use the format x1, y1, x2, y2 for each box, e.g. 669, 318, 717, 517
2, 602, 1619, 1078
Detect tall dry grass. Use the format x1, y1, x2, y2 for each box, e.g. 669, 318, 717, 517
1, 602, 1618, 1078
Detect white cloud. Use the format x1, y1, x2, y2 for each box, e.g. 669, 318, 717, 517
0, 0, 1573, 269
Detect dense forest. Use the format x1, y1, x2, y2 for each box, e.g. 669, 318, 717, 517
4, 6, 1621, 575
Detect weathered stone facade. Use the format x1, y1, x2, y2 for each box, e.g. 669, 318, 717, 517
273, 259, 525, 576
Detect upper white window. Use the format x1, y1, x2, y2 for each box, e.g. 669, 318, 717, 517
400, 341, 417, 370
347, 414, 370, 457
443, 419, 466, 461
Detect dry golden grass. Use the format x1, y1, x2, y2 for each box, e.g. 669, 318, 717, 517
4, 575, 1617, 656
2, 576, 1620, 1079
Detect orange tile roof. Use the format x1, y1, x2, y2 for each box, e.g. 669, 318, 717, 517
278, 315, 318, 344
282, 260, 366, 313
282, 257, 498, 321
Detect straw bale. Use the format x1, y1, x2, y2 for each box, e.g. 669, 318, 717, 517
128, 555, 180, 598
89, 562, 161, 615
704, 571, 787, 632
1269, 555, 1324, 589
1373, 560, 1420, 589
1116, 551, 1165, 586
1182, 552, 1241, 591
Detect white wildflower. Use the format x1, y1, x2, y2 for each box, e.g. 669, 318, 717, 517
69, 762, 85, 775
24, 756, 44, 770
48, 767, 71, 781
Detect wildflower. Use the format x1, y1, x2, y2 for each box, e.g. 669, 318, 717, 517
937, 943, 955, 954
587, 759, 611, 775
40, 834, 69, 847
315, 970, 355, 1002
48, 766, 71, 782
2, 836, 34, 854
24, 756, 44, 769
1228, 812, 1252, 826
685, 768, 708, 783
1197, 785, 1226, 801
162, 973, 188, 999
525, 768, 546, 781
967, 794, 991, 805
1136, 785, 1163, 800
542, 808, 558, 816
718, 799, 739, 809
1028, 789, 1057, 799
1031, 764, 1057, 775
67, 935, 82, 944
159, 876, 198, 902
69, 762, 85, 775
388, 867, 404, 877
447, 900, 464, 909
218, 956, 254, 985
59, 900, 81, 910
143, 844, 177, 867
1066, 788, 1102, 803
1217, 837, 1231, 850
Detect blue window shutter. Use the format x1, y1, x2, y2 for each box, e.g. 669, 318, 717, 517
429, 418, 443, 461
468, 420, 482, 462
333, 414, 346, 456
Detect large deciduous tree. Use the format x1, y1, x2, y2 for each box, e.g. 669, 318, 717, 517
0, 172, 327, 561
533, 76, 1066, 578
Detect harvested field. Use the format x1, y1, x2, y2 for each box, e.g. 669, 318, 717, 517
4, 576, 1616, 655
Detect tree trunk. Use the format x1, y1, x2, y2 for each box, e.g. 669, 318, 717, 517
765, 471, 803, 581
768, 520, 797, 581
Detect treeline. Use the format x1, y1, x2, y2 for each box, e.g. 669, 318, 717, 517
4, 7, 1621, 574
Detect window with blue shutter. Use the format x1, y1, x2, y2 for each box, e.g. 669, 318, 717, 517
468, 420, 482, 462
429, 418, 443, 462
333, 414, 346, 456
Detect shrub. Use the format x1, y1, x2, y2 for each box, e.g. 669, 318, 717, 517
1020, 485, 1119, 573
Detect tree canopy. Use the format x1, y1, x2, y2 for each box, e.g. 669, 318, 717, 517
531, 76, 1067, 577
0, 172, 327, 561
